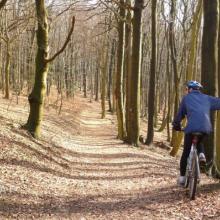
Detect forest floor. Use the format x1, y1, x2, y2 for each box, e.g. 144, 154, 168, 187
0, 92, 220, 220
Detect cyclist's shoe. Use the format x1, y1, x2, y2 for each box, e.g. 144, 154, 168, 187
199, 153, 206, 164
177, 176, 186, 187
199, 153, 206, 173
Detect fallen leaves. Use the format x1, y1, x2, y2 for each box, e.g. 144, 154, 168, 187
0, 94, 219, 219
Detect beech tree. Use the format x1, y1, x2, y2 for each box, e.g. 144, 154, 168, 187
145, 0, 157, 145
24, 0, 75, 138
115, 0, 126, 140
125, 0, 143, 146
201, 0, 218, 164
216, 0, 220, 177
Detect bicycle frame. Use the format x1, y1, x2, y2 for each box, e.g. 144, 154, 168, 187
185, 134, 202, 199
188, 143, 200, 183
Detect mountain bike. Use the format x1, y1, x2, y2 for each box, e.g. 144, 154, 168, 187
184, 132, 202, 200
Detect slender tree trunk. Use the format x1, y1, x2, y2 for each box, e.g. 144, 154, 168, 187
145, 0, 157, 145
169, 0, 179, 117
115, 0, 126, 140
108, 39, 116, 112
95, 63, 99, 101
125, 1, 132, 142
169, 0, 183, 155
186, 0, 202, 80
27, 28, 36, 94
215, 0, 220, 178
166, 44, 171, 142
4, 41, 10, 99
64, 56, 70, 98
25, 0, 49, 138
83, 62, 87, 98
101, 42, 108, 119
201, 0, 218, 164
0, 42, 2, 90
126, 0, 143, 146
112, 62, 116, 113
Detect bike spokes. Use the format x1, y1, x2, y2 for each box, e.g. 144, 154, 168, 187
189, 153, 198, 200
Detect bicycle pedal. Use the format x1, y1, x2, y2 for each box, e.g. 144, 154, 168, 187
200, 164, 206, 173
199, 160, 206, 166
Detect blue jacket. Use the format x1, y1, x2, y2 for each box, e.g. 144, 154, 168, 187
173, 90, 220, 134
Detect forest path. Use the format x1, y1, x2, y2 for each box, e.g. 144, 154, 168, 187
0, 94, 220, 219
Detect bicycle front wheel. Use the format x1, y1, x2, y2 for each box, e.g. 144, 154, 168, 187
189, 152, 198, 200
185, 168, 189, 188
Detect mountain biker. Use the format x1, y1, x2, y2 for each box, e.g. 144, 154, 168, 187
172, 80, 220, 186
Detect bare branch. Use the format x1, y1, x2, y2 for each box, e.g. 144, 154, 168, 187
0, 0, 7, 10
0, 35, 7, 42
56, 1, 79, 18
46, 16, 75, 63
104, 0, 135, 10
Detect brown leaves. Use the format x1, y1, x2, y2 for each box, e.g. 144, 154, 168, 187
0, 95, 220, 219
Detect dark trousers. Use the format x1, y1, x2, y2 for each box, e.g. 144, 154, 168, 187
180, 133, 206, 176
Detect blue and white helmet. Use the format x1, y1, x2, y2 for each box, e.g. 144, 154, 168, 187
186, 80, 203, 90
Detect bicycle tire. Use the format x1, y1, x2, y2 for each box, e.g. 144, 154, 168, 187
184, 167, 189, 188
189, 152, 198, 200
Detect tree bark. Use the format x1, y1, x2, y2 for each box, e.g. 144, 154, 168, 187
214, 0, 220, 178
145, 0, 157, 145
83, 62, 87, 98
4, 41, 10, 99
125, 1, 132, 142
126, 0, 143, 146
108, 39, 116, 112
95, 63, 99, 101
186, 0, 202, 80
201, 0, 218, 164
101, 42, 108, 119
115, 0, 126, 140
169, 0, 183, 155
25, 0, 49, 138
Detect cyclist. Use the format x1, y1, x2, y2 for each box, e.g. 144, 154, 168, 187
173, 80, 220, 186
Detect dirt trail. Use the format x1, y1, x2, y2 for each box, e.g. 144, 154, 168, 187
0, 94, 220, 220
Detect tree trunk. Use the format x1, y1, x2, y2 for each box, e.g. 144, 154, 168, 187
25, 0, 49, 138
126, 0, 143, 146
145, 0, 157, 145
125, 1, 132, 142
108, 39, 116, 112
4, 41, 10, 99
101, 43, 108, 119
201, 0, 218, 164
115, 0, 126, 140
169, 0, 179, 120
95, 64, 99, 101
169, 0, 183, 155
214, 0, 220, 178
0, 42, 2, 90
186, 0, 202, 80
83, 62, 87, 98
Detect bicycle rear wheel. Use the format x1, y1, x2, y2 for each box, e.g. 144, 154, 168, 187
184, 168, 189, 188
189, 152, 198, 200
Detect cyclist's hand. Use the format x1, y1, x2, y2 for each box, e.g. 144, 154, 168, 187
173, 122, 181, 131
173, 126, 181, 131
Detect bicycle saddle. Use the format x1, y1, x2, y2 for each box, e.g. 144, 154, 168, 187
191, 132, 203, 136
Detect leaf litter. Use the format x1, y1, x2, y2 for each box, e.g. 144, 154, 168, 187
0, 93, 219, 220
